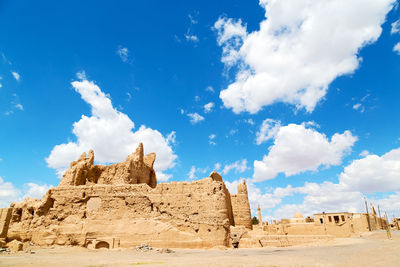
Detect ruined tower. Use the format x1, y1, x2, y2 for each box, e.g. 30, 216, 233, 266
258, 204, 262, 225
230, 179, 252, 229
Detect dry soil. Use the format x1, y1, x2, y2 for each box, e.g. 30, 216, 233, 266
0, 231, 399, 267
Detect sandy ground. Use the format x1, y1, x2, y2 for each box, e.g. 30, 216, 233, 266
1, 231, 399, 267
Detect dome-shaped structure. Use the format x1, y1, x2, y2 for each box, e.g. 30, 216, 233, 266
293, 212, 304, 218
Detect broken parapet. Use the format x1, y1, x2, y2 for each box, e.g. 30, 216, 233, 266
59, 143, 157, 188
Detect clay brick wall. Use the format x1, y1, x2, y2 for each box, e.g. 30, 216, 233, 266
7, 177, 232, 248
0, 208, 12, 239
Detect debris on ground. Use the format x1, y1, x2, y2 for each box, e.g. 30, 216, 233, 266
156, 248, 175, 253
0, 248, 10, 253
135, 243, 153, 252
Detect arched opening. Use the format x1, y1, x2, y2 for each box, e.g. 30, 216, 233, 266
86, 240, 94, 249
95, 241, 110, 249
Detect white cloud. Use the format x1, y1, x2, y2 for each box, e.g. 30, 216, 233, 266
187, 112, 204, 124
0, 177, 20, 208
225, 179, 282, 214
255, 119, 281, 145
206, 86, 214, 93
0, 177, 53, 208
116, 46, 129, 62
76, 70, 87, 80
229, 129, 238, 136
394, 42, 400, 55
339, 147, 400, 193
188, 166, 197, 179
353, 103, 363, 112
15, 103, 23, 111
244, 118, 255, 125
360, 150, 370, 157
204, 102, 215, 113
391, 19, 400, 34
11, 71, 20, 82
352, 93, 369, 112
222, 159, 248, 175
185, 34, 199, 43
272, 182, 365, 219
215, 0, 395, 114
194, 95, 200, 101
214, 17, 247, 66
209, 134, 216, 145
166, 131, 176, 145
46, 74, 177, 181
253, 122, 357, 181
214, 162, 221, 171
126, 92, 132, 102
22, 183, 52, 200
188, 14, 198, 24
187, 166, 208, 180
256, 145, 400, 219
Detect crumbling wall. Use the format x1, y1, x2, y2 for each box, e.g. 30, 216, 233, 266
230, 180, 252, 229
0, 208, 12, 246
7, 177, 232, 248
59, 143, 157, 188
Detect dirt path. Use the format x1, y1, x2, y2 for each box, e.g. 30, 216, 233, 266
1, 231, 399, 267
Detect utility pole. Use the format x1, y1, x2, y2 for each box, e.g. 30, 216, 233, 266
378, 205, 382, 229
385, 212, 391, 239
364, 197, 371, 231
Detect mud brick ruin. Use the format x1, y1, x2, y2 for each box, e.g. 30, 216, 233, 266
1, 143, 251, 249
0, 143, 391, 250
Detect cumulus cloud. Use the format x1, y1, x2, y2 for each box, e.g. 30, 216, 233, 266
222, 159, 248, 175
272, 182, 365, 219
229, 146, 400, 220
11, 71, 20, 81
225, 179, 282, 215
253, 122, 357, 181
116, 46, 129, 62
0, 177, 53, 208
22, 183, 52, 200
215, 0, 395, 113
46, 74, 177, 181
203, 102, 215, 113
339, 147, 400, 193
187, 112, 204, 124
255, 119, 281, 145
0, 177, 20, 207
263, 146, 400, 219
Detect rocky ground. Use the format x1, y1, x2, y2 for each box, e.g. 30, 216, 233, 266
0, 231, 399, 267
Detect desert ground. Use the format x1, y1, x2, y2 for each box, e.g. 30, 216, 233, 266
1, 231, 399, 267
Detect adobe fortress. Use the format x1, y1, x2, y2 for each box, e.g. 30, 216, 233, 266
0, 144, 252, 249
0, 144, 391, 250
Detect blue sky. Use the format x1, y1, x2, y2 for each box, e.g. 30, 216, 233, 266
1, 0, 400, 221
